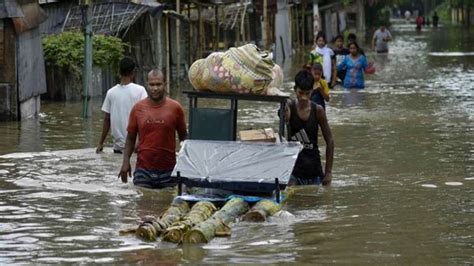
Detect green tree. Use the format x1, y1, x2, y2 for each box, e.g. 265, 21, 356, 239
43, 32, 125, 78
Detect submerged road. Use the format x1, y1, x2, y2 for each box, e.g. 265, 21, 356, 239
0, 21, 472, 263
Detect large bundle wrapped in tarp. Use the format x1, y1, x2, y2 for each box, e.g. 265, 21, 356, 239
188, 44, 283, 95
171, 140, 301, 195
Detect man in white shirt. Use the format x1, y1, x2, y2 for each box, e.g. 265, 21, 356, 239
96, 57, 147, 153
372, 26, 392, 53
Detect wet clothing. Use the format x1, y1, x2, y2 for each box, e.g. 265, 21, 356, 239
133, 168, 175, 189
308, 46, 335, 82
333, 48, 349, 82
337, 55, 368, 89
288, 174, 323, 186
101, 83, 147, 152
127, 97, 187, 172
287, 100, 324, 181
373, 29, 392, 53
311, 79, 330, 110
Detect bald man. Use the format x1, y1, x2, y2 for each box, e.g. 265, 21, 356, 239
118, 69, 187, 188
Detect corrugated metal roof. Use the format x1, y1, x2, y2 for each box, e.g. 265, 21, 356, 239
61, 2, 165, 37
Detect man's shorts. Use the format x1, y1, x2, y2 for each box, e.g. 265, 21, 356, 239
133, 168, 176, 189
288, 174, 323, 186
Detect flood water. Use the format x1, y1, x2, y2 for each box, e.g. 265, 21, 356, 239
0, 22, 473, 264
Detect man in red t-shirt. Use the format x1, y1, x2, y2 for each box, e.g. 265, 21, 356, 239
118, 69, 187, 188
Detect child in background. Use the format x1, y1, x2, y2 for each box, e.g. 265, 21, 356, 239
310, 63, 330, 109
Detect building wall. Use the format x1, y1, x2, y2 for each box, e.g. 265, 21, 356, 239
274, 0, 292, 62
17, 27, 47, 102
0, 19, 18, 121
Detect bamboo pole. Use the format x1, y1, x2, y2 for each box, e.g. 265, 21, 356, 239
176, 0, 181, 90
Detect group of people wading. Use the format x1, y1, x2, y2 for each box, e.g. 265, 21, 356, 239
95, 26, 394, 190
304, 27, 391, 106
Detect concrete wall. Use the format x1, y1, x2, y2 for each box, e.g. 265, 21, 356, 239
274, 0, 292, 63
17, 27, 47, 102
20, 95, 41, 120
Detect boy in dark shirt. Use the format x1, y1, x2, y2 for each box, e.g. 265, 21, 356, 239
285, 70, 334, 186
332, 35, 350, 84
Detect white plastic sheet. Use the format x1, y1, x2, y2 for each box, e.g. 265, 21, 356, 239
172, 140, 301, 194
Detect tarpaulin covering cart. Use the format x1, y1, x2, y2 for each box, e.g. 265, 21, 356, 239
172, 140, 301, 200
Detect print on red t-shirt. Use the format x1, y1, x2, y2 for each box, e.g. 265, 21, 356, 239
128, 98, 187, 171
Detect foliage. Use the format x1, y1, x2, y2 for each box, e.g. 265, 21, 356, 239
435, 1, 451, 22
365, 2, 393, 28
43, 32, 125, 77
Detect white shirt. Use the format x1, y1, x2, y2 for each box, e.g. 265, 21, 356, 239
101, 83, 147, 151
373, 29, 392, 52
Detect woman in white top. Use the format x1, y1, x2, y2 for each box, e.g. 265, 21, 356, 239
308, 32, 337, 88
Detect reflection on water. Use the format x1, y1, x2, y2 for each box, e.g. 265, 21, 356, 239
0, 24, 473, 264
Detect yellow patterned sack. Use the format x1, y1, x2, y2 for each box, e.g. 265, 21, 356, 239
189, 44, 279, 95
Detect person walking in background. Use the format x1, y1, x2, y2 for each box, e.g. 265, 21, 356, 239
119, 69, 187, 189
308, 32, 337, 88
433, 11, 439, 27
372, 26, 392, 53
332, 35, 349, 84
310, 63, 330, 109
404, 10, 411, 21
96, 57, 147, 154
285, 70, 334, 186
416, 15, 424, 30
337, 42, 369, 89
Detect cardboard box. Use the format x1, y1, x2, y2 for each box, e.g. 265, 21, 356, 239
239, 128, 276, 143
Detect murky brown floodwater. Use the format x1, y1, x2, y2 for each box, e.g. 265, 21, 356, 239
0, 21, 473, 264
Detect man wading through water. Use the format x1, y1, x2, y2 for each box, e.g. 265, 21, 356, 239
286, 70, 334, 186
96, 57, 147, 154
119, 69, 187, 188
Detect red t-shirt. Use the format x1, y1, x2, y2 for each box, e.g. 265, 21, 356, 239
127, 97, 187, 171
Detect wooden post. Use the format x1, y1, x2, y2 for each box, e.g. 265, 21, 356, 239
356, 0, 365, 38
165, 15, 170, 93
263, 0, 268, 49
82, 0, 93, 118
212, 6, 216, 50
246, 10, 250, 42
198, 4, 203, 58
295, 4, 300, 49
240, 0, 245, 44
215, 6, 219, 50
301, 0, 305, 47
187, 4, 192, 63
176, 0, 181, 89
